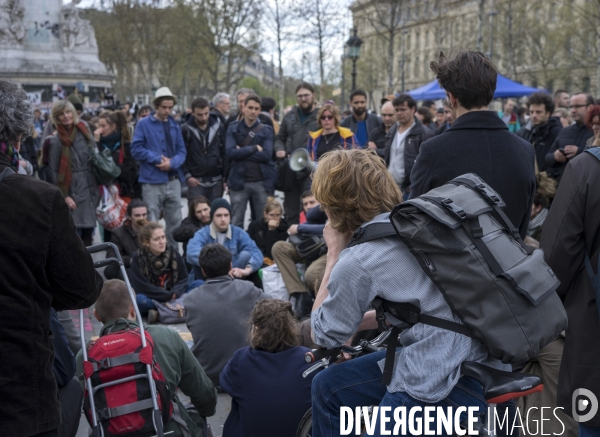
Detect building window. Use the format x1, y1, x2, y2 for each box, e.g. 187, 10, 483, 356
414, 57, 420, 77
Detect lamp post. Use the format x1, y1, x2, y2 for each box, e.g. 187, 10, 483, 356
345, 27, 363, 92
401, 28, 409, 92
341, 52, 347, 110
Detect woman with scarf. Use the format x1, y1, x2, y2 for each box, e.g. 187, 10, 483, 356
94, 110, 140, 201
129, 222, 189, 320
48, 100, 99, 246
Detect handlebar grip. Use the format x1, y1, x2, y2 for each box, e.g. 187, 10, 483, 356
304, 347, 341, 364
86, 242, 118, 254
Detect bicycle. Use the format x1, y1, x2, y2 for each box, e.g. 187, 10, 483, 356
296, 328, 543, 437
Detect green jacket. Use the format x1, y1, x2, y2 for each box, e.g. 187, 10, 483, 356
76, 319, 217, 437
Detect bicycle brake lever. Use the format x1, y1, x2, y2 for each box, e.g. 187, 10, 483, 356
302, 357, 332, 378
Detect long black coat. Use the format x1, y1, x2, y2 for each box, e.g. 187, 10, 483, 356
540, 150, 600, 427
0, 153, 102, 435
409, 110, 536, 239
544, 122, 594, 181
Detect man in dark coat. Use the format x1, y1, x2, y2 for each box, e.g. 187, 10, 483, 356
0, 79, 103, 437
367, 100, 396, 158
410, 51, 536, 239
517, 91, 563, 172
340, 89, 382, 147
540, 148, 600, 434
545, 93, 595, 182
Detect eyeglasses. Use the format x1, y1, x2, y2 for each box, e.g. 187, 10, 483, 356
568, 105, 588, 109
296, 94, 312, 100
320, 115, 334, 121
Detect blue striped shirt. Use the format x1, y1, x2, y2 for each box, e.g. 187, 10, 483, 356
311, 213, 509, 403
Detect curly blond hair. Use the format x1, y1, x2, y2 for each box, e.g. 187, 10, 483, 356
311, 149, 402, 233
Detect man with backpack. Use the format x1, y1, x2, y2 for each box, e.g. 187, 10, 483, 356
76, 279, 217, 437
309, 149, 565, 436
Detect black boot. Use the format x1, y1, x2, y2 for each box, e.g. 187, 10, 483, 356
290, 292, 313, 320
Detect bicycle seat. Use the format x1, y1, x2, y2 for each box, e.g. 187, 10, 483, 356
461, 361, 543, 404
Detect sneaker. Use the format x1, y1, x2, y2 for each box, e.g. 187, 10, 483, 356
148, 309, 159, 324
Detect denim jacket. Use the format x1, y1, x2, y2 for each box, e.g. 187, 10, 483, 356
131, 113, 187, 184
186, 223, 264, 278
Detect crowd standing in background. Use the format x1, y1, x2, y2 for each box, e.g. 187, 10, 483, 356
3, 46, 600, 437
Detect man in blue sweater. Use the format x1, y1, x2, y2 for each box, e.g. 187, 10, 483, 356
186, 198, 263, 281
131, 87, 186, 249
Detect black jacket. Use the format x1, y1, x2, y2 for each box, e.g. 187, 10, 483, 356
275, 106, 320, 155
247, 218, 290, 259
409, 110, 536, 239
516, 117, 563, 172
367, 124, 389, 158
340, 112, 382, 144
0, 153, 103, 436
97, 138, 141, 199
181, 113, 228, 180
384, 117, 434, 193
540, 150, 600, 426
545, 122, 594, 181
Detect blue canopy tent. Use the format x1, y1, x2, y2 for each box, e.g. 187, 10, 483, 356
407, 74, 545, 100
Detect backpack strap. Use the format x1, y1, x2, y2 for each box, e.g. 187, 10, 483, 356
240, 122, 264, 148
348, 222, 397, 248
0, 166, 15, 182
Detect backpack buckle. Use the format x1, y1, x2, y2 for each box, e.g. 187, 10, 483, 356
475, 184, 500, 204
441, 198, 467, 221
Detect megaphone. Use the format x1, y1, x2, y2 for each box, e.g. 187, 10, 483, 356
289, 148, 316, 172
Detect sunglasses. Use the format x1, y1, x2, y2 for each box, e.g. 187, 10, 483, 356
320, 115, 334, 121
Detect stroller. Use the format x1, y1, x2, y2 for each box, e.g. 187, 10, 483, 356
80, 242, 170, 437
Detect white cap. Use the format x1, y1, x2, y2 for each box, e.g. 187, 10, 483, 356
153, 87, 177, 106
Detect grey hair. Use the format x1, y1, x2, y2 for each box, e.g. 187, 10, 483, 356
213, 92, 230, 105
50, 100, 80, 126
235, 88, 256, 98
0, 80, 33, 146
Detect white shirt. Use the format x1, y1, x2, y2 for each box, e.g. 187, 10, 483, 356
388, 123, 413, 185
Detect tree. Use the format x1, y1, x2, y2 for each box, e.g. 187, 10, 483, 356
570, 0, 600, 95
360, 0, 406, 95
194, 0, 261, 94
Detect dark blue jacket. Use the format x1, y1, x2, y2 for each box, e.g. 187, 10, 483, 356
131, 114, 187, 184
225, 120, 278, 193
220, 346, 320, 437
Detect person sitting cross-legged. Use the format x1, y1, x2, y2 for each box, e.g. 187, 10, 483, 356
220, 299, 320, 437
76, 279, 217, 437
186, 198, 263, 281
128, 222, 189, 320
185, 244, 268, 387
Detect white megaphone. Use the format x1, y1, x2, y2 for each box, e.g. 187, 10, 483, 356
289, 148, 316, 172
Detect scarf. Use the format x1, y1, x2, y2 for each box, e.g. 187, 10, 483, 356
0, 142, 19, 171
137, 245, 179, 290
100, 131, 125, 164
56, 121, 92, 197
527, 208, 548, 237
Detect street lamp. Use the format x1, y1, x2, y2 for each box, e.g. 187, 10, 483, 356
345, 27, 363, 92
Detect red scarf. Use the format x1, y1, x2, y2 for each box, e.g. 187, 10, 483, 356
56, 121, 92, 197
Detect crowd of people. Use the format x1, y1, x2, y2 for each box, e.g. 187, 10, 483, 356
2, 48, 600, 437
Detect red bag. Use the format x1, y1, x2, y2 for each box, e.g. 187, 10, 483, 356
96, 184, 127, 231
82, 324, 173, 436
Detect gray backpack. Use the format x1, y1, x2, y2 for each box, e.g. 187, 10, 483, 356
350, 173, 567, 382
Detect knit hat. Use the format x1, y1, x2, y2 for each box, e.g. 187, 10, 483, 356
210, 198, 231, 221
67, 93, 83, 112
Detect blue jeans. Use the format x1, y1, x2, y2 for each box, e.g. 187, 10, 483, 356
233, 250, 251, 269
229, 180, 268, 228
580, 424, 600, 437
312, 350, 515, 437
136, 294, 156, 316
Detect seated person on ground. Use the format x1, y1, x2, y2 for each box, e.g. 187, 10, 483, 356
76, 279, 217, 437
173, 195, 211, 263
105, 199, 147, 279
185, 244, 268, 387
128, 222, 189, 319
298, 190, 318, 224
220, 299, 320, 437
247, 196, 289, 264
271, 191, 327, 319
186, 198, 263, 281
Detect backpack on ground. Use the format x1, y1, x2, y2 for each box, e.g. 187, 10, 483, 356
82, 320, 178, 437
349, 173, 567, 384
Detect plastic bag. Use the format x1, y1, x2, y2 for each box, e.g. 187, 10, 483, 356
261, 264, 289, 301
96, 184, 127, 230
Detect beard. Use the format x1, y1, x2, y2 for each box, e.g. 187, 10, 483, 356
353, 107, 366, 117
300, 101, 314, 114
